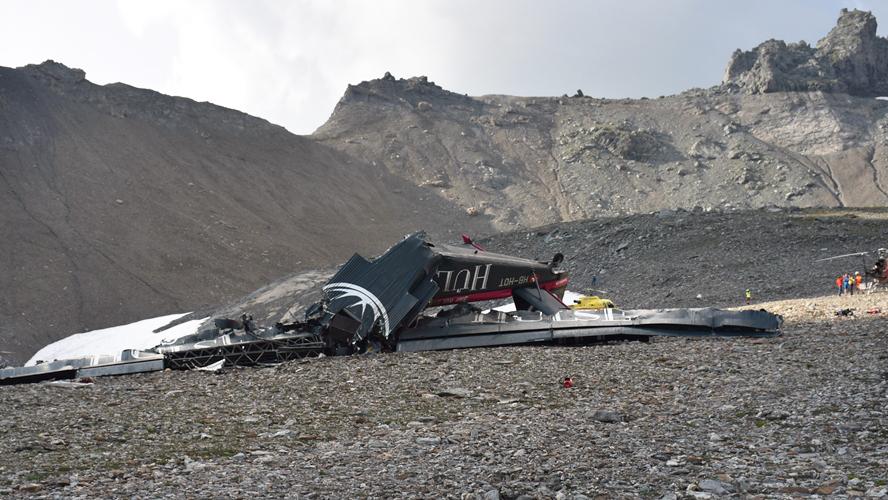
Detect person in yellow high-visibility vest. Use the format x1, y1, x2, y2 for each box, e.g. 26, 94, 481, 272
745, 289, 752, 304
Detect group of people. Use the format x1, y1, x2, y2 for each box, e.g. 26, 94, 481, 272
836, 272, 863, 296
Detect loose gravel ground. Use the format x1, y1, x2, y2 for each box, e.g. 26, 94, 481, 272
481, 209, 888, 311
1, 294, 886, 499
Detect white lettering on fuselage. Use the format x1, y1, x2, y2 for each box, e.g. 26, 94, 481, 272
498, 274, 533, 288
436, 264, 492, 293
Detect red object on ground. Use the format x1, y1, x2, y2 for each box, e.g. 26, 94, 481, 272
461, 234, 486, 251
562, 377, 574, 388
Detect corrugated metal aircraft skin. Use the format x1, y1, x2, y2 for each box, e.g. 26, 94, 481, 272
316, 232, 569, 347
320, 233, 441, 344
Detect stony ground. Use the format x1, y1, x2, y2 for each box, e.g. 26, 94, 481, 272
1, 293, 886, 498
483, 208, 888, 311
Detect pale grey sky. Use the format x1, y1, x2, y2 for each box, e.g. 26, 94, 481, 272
2, 0, 887, 134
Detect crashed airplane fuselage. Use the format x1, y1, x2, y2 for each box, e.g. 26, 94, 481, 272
288, 232, 779, 356
1, 232, 782, 383
315, 232, 569, 351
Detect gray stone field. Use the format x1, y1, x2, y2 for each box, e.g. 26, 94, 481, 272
2, 294, 886, 498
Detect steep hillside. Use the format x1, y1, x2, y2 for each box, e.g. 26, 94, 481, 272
0, 62, 493, 364
315, 9, 888, 229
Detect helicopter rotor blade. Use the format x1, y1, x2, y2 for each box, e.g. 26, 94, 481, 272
814, 251, 870, 263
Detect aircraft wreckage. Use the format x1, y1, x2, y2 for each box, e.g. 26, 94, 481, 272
1, 232, 781, 384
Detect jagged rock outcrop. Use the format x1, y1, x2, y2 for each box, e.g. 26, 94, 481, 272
329, 73, 478, 122
724, 9, 888, 96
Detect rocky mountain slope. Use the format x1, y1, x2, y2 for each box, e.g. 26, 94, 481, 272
0, 62, 492, 364
482, 208, 888, 309
316, 9, 888, 229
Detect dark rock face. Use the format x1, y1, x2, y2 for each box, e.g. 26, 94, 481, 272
23, 60, 86, 86
724, 9, 888, 96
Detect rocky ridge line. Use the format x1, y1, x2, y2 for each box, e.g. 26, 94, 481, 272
723, 9, 888, 96
21, 60, 284, 136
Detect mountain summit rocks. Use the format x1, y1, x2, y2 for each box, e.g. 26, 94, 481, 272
20, 60, 283, 136
724, 9, 888, 96
22, 60, 86, 86
332, 72, 476, 117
